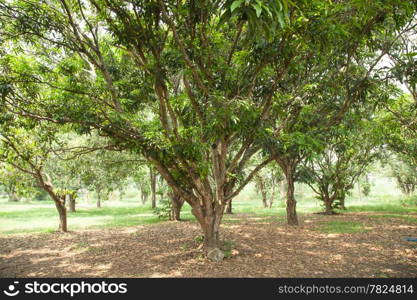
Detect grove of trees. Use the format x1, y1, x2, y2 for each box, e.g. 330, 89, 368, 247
0, 0, 416, 261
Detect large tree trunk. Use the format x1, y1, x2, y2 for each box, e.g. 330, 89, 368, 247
169, 190, 184, 221
149, 141, 234, 262
191, 203, 225, 260
323, 197, 333, 215
150, 168, 157, 209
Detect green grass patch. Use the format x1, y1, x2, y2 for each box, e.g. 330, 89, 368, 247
1, 194, 416, 235
317, 220, 367, 234
368, 214, 417, 224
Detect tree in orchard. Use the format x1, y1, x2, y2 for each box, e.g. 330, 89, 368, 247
43, 134, 85, 212
0, 120, 70, 231
379, 94, 417, 171
1, 0, 415, 259
73, 140, 135, 208
254, 161, 283, 208
132, 166, 151, 205
387, 154, 417, 196
297, 115, 384, 215
0, 164, 35, 202
379, 15, 417, 166
260, 2, 415, 224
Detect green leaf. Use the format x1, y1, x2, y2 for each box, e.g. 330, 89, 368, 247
253, 4, 262, 17
231, 0, 244, 12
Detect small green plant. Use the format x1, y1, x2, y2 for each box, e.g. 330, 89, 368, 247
75, 241, 90, 249
401, 195, 417, 207
194, 234, 204, 244
87, 246, 101, 253
222, 240, 235, 259
152, 198, 172, 220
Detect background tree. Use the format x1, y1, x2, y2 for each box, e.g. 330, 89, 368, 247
0, 164, 34, 202
388, 155, 417, 196
77, 147, 134, 208
298, 116, 383, 214
254, 161, 283, 208
132, 166, 151, 205
0, 122, 69, 231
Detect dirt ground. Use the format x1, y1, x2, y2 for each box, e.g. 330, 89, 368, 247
1, 212, 416, 278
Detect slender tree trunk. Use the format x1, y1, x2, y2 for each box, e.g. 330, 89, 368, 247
68, 194, 76, 212
285, 168, 298, 225
280, 179, 286, 201
150, 168, 157, 209
8, 191, 19, 202
262, 191, 268, 208
139, 184, 148, 204
225, 200, 232, 214
269, 184, 276, 208
97, 191, 101, 208
357, 182, 362, 202
256, 176, 268, 208
38, 173, 68, 232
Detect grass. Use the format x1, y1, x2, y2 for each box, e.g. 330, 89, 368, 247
0, 191, 415, 235
316, 220, 367, 234
367, 214, 417, 224
0, 200, 163, 234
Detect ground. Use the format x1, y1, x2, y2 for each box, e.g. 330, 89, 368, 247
1, 211, 416, 278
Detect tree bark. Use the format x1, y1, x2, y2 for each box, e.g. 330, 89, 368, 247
269, 183, 276, 208
192, 204, 224, 253
280, 179, 286, 201
68, 194, 76, 212
324, 197, 334, 215
38, 173, 68, 232
284, 166, 298, 225
256, 176, 268, 208
150, 168, 157, 209
225, 200, 232, 214
139, 184, 149, 204
169, 190, 184, 221
96, 191, 101, 208
55, 200, 68, 232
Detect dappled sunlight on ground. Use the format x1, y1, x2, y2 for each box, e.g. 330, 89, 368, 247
0, 212, 416, 278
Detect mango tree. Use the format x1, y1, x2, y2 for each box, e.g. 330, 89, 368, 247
0, 122, 70, 231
